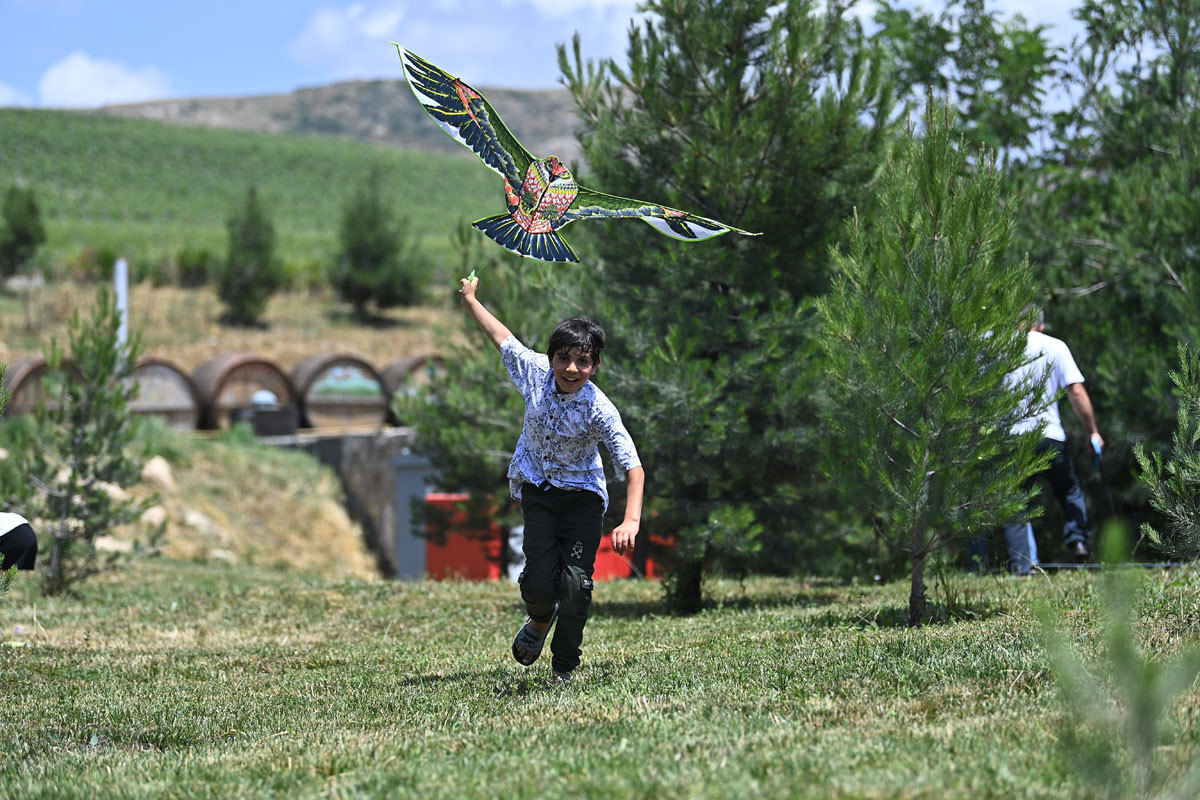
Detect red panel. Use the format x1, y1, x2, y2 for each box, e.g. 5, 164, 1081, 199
593, 533, 633, 582
425, 493, 502, 581
644, 533, 676, 580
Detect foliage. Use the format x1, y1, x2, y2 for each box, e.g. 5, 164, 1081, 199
1135, 345, 1200, 561
13, 288, 159, 595
394, 249, 561, 534
214, 186, 285, 326
1007, 0, 1200, 540
552, 0, 899, 611
817, 105, 1046, 625
333, 169, 426, 319
175, 246, 214, 287
0, 183, 48, 280
1041, 525, 1200, 799
0, 108, 499, 272
871, 0, 1059, 163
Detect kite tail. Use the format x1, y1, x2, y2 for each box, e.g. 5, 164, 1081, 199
473, 215, 579, 263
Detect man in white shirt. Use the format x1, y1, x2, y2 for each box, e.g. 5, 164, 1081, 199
1003, 309, 1103, 573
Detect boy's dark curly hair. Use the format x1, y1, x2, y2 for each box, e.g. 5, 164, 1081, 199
546, 317, 606, 361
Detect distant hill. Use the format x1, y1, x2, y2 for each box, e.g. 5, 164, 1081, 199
95, 79, 584, 166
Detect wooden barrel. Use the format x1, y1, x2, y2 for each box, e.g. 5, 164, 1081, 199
381, 354, 444, 424
126, 356, 202, 430
0, 356, 75, 417
290, 353, 388, 429
192, 353, 298, 432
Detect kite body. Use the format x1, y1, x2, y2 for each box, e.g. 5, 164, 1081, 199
395, 45, 759, 263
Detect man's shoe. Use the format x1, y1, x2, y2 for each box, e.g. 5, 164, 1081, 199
1070, 540, 1090, 561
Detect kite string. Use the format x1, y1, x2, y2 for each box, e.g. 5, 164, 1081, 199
464, 245, 503, 282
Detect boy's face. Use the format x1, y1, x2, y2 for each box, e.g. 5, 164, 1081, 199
550, 347, 598, 393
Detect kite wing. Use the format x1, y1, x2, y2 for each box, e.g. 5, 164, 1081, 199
561, 186, 760, 241
395, 46, 534, 188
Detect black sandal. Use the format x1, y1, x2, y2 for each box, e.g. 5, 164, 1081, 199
511, 605, 558, 666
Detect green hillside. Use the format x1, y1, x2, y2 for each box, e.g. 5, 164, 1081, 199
0, 108, 503, 279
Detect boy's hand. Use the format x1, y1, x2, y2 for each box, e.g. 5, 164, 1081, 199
611, 520, 639, 557
459, 275, 479, 307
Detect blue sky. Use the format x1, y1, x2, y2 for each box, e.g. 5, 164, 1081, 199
0, 0, 1084, 109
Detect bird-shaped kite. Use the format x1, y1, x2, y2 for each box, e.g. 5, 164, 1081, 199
394, 45, 759, 264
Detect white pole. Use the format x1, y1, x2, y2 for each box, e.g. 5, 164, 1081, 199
114, 257, 129, 349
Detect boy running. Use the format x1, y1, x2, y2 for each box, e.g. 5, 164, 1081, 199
459, 275, 644, 683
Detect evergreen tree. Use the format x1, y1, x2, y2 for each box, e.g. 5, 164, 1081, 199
556, 0, 899, 610
214, 186, 284, 326
1008, 0, 1200, 533
1135, 345, 1200, 561
334, 169, 425, 320
17, 288, 160, 595
818, 106, 1046, 625
871, 0, 1058, 164
0, 183, 48, 280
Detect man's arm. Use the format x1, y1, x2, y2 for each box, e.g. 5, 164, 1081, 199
610, 466, 644, 557
1065, 382, 1103, 448
459, 276, 512, 352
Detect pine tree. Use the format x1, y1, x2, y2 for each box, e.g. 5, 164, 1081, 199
333, 169, 425, 320
1007, 0, 1200, 529
0, 183, 48, 280
20, 289, 160, 595
1135, 345, 1200, 561
817, 105, 1046, 625
214, 186, 284, 326
556, 0, 899, 611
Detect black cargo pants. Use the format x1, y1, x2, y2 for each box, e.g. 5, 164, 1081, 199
519, 483, 601, 674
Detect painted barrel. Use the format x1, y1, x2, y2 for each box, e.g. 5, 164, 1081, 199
0, 356, 76, 417
381, 354, 444, 424
192, 353, 298, 433
126, 356, 202, 430
290, 353, 388, 429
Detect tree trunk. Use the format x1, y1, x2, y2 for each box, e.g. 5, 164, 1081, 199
670, 556, 704, 615
908, 549, 927, 627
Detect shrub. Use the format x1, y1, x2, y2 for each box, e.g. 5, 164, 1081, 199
213, 186, 285, 326
17, 288, 161, 595
333, 169, 425, 319
0, 183, 47, 280
177, 247, 214, 287
1135, 344, 1200, 561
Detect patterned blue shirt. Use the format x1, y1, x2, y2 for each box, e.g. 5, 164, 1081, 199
501, 335, 641, 511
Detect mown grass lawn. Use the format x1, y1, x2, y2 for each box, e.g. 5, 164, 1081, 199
2, 561, 1197, 799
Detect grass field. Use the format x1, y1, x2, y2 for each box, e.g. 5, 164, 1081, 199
3, 561, 1198, 799
0, 108, 500, 275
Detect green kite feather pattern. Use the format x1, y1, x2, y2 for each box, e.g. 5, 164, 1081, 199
394, 45, 760, 263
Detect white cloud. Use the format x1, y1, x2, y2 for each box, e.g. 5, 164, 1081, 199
289, 3, 407, 79
0, 81, 32, 107
37, 52, 172, 108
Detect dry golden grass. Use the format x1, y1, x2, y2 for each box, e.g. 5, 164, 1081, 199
122, 441, 381, 580
0, 281, 462, 373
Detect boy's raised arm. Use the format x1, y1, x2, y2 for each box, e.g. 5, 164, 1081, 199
459, 276, 513, 352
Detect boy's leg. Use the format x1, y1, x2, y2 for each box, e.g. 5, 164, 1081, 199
518, 488, 561, 624
548, 491, 603, 675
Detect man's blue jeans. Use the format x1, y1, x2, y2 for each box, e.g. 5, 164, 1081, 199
1004, 438, 1089, 574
